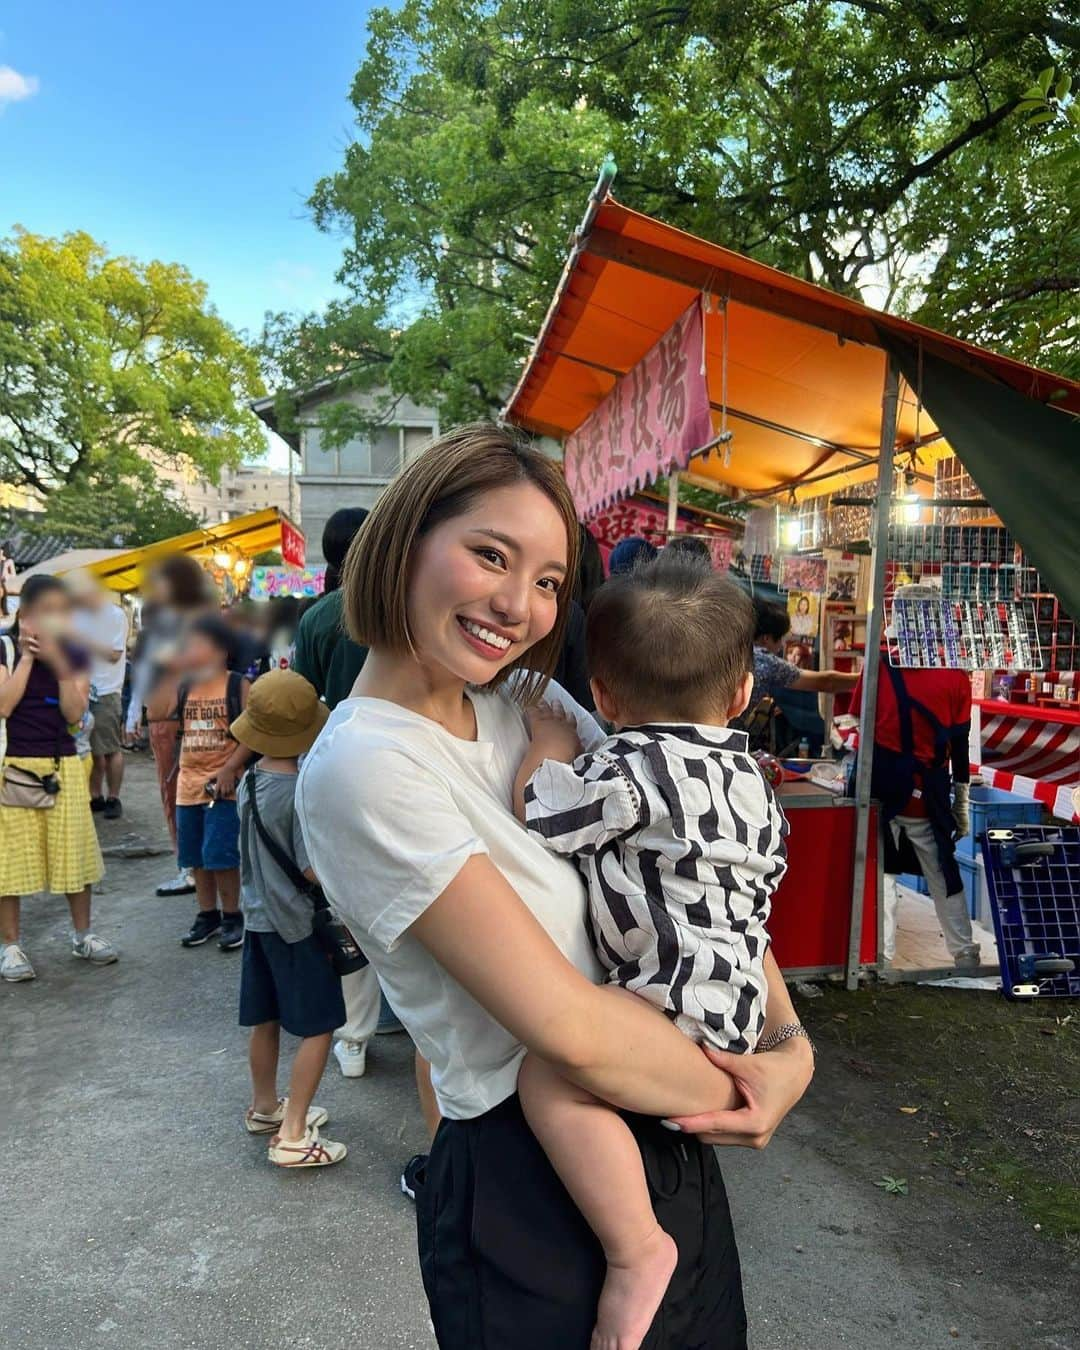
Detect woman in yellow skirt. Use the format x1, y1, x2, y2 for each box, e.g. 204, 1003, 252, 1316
0, 575, 114, 983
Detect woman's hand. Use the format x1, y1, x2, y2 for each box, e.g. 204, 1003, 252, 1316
664, 1036, 814, 1149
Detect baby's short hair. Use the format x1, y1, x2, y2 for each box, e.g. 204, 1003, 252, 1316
586, 554, 755, 722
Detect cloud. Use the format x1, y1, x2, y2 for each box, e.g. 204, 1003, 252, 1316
0, 65, 40, 107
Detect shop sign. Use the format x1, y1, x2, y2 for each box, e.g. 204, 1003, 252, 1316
564, 297, 712, 518
281, 518, 306, 568
250, 565, 326, 600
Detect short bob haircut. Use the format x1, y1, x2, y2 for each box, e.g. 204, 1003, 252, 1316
341, 422, 580, 703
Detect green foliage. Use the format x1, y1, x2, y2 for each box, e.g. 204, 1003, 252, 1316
24, 461, 201, 549
0, 229, 267, 494
266, 0, 1080, 430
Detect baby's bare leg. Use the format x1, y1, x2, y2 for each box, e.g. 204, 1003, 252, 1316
519, 1052, 677, 1350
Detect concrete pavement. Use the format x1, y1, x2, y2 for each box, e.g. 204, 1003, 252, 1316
2, 756, 1075, 1349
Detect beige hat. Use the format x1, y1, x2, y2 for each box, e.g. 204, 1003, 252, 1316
230, 669, 329, 758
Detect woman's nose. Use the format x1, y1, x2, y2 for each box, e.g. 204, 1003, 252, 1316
490, 580, 530, 626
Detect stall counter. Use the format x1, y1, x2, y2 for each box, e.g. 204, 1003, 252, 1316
769, 780, 879, 976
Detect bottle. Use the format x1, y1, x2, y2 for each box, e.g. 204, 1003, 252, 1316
797, 736, 810, 759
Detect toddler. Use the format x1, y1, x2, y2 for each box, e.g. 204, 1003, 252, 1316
514, 554, 789, 1350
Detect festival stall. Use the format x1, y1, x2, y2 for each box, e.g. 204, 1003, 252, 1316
504, 168, 1080, 984
78, 508, 306, 598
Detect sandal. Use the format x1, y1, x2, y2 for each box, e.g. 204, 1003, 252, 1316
245, 1097, 329, 1135
268, 1126, 347, 1168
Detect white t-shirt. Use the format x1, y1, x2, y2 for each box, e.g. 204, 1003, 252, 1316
75, 602, 129, 696
296, 680, 605, 1120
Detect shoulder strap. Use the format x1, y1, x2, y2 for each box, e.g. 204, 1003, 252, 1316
174, 679, 191, 735
243, 767, 328, 911
0, 634, 12, 764
226, 670, 244, 729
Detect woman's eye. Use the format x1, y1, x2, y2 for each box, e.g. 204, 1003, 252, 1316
475, 547, 506, 567
537, 577, 561, 594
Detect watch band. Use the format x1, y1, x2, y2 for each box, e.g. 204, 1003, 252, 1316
755, 1022, 814, 1056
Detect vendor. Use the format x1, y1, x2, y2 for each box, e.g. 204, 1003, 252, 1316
740, 598, 859, 720
851, 651, 980, 971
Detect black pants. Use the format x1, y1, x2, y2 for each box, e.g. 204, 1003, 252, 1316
416, 1093, 747, 1350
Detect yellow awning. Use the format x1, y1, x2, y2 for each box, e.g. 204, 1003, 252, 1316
78, 509, 297, 594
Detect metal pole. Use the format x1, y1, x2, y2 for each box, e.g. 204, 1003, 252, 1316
845, 357, 900, 989
667, 470, 680, 538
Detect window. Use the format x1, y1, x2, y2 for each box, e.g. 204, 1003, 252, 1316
304, 427, 337, 475
371, 427, 402, 477
338, 437, 372, 475
404, 426, 435, 463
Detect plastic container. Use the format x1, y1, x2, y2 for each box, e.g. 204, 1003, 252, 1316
967, 786, 1043, 841
956, 851, 989, 924
897, 872, 929, 896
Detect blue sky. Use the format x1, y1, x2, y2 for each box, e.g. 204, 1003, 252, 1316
1, 1, 376, 466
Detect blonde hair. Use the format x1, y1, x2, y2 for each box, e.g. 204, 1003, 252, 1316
341, 423, 580, 702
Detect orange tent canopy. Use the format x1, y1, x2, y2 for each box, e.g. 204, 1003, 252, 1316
504, 193, 1080, 501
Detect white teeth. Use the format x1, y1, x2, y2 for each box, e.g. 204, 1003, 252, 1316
461, 618, 511, 651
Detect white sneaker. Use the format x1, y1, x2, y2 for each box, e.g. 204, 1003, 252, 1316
72, 934, 119, 965
1, 943, 35, 982
156, 869, 196, 897
333, 1038, 368, 1079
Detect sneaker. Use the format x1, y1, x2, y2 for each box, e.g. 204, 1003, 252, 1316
181, 910, 221, 947
156, 869, 196, 898
400, 1153, 428, 1201
955, 947, 982, 972
0, 943, 35, 982
267, 1125, 347, 1168
72, 934, 118, 966
219, 914, 245, 951
103, 797, 122, 820
333, 1038, 368, 1079
90, 796, 106, 814
245, 1097, 329, 1135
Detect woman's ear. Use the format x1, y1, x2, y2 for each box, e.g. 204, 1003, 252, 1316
729, 670, 754, 721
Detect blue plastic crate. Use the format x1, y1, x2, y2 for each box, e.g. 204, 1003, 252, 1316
897, 872, 929, 895
968, 786, 1043, 841
956, 852, 987, 923
980, 826, 1080, 1000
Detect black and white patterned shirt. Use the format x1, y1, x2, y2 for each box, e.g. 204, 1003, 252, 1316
524, 723, 789, 1053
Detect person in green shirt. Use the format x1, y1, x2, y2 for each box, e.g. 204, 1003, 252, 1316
292, 509, 370, 711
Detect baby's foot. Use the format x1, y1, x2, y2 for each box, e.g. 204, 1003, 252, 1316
590, 1225, 678, 1350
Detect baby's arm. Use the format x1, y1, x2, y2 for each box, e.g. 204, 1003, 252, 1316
512, 704, 583, 823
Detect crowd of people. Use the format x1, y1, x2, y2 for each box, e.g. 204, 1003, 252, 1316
0, 420, 985, 1349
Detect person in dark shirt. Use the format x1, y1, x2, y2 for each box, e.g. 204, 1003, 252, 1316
0, 575, 116, 982
292, 509, 370, 712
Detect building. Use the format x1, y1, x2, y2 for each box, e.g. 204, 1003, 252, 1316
145, 450, 296, 526
252, 384, 439, 564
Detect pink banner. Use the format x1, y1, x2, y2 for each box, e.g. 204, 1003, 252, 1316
565, 298, 712, 518
588, 500, 734, 573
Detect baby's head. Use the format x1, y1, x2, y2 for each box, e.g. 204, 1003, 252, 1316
586, 554, 755, 729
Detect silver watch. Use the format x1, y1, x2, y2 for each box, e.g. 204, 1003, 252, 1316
755, 1022, 814, 1056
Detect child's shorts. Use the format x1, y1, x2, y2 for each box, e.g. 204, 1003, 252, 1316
176, 800, 240, 871
239, 930, 346, 1038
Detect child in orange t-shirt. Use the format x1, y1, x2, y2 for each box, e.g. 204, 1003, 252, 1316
174, 615, 252, 953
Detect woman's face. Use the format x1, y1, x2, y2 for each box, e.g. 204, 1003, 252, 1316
406, 483, 569, 687
22, 588, 73, 638
797, 595, 810, 614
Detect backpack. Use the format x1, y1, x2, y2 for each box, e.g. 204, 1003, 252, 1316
0, 633, 13, 765
175, 669, 245, 742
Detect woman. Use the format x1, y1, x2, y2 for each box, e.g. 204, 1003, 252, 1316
0, 575, 114, 983
139, 555, 213, 898
297, 424, 813, 1349
744, 596, 859, 716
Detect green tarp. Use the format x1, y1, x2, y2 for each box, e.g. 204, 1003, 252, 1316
880, 332, 1080, 624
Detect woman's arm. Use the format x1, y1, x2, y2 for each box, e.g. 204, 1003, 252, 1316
57, 672, 90, 725
0, 648, 34, 716
665, 948, 814, 1149
409, 853, 741, 1119
793, 668, 860, 694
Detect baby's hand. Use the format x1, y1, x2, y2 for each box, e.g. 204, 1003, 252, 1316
526, 703, 582, 763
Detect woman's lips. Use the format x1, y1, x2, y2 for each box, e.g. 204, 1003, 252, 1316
457, 615, 514, 660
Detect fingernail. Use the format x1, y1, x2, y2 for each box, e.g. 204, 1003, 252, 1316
660, 1119, 682, 1132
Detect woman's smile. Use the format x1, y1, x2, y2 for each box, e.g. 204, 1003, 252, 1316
456, 615, 516, 658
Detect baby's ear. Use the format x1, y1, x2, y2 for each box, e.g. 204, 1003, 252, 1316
729, 670, 754, 720
591, 677, 616, 724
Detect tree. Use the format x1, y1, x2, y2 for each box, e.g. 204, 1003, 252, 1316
0, 229, 266, 495
23, 461, 201, 549
266, 0, 1080, 436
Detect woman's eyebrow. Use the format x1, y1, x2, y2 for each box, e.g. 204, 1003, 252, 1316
473, 528, 568, 576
